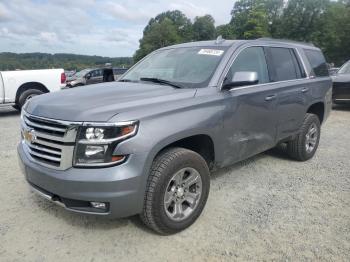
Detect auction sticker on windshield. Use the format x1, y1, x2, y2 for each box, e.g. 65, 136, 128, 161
198, 49, 224, 56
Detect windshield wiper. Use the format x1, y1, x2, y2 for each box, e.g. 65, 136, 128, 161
118, 79, 133, 82
140, 77, 183, 89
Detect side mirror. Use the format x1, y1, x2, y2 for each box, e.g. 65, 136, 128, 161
223, 71, 259, 90
86, 73, 91, 79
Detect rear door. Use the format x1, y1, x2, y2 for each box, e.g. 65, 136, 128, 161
265, 47, 309, 141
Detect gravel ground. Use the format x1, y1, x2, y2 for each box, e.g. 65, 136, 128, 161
0, 106, 349, 262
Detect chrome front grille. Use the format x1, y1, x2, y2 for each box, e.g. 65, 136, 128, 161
21, 111, 82, 170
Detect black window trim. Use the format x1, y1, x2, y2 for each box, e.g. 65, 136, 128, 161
219, 44, 309, 91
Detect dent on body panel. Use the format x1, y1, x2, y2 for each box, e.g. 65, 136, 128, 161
218, 90, 277, 167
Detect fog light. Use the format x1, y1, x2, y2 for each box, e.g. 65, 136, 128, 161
90, 202, 107, 210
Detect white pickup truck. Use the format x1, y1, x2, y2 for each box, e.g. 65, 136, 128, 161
0, 69, 66, 110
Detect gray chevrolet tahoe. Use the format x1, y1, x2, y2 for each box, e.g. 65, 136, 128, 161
18, 38, 332, 234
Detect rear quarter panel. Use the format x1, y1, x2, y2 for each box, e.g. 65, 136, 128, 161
297, 47, 332, 123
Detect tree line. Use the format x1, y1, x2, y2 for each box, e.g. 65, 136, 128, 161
0, 52, 132, 71
134, 0, 350, 66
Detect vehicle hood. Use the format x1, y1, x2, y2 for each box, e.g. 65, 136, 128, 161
24, 82, 197, 122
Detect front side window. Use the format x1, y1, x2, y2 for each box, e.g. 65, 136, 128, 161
121, 46, 228, 88
225, 47, 270, 85
304, 49, 329, 77
269, 47, 302, 81
92, 69, 102, 77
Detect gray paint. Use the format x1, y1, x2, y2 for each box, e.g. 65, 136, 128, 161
19, 39, 332, 218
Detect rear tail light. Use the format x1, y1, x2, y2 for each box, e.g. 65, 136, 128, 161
61, 72, 66, 84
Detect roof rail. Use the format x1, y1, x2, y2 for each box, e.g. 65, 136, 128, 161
257, 37, 315, 47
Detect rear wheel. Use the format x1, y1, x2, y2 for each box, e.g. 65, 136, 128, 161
141, 148, 210, 235
287, 113, 320, 161
17, 89, 44, 109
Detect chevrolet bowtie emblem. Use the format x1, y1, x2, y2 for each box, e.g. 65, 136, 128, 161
23, 128, 37, 144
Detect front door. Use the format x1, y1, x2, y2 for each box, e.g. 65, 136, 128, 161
87, 69, 103, 85
220, 46, 278, 165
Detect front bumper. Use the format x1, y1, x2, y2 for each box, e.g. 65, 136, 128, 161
18, 143, 149, 218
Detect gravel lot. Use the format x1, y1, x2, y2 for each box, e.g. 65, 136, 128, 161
0, 106, 349, 261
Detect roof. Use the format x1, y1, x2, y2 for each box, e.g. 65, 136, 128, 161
160, 38, 320, 51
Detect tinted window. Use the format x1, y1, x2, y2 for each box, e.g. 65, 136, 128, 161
226, 47, 270, 85
304, 49, 329, 77
269, 47, 302, 81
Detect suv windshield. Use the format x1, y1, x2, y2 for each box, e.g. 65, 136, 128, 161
121, 47, 228, 88
338, 61, 350, 74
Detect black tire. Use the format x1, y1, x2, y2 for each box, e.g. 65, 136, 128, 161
287, 113, 321, 161
18, 89, 44, 109
141, 147, 210, 235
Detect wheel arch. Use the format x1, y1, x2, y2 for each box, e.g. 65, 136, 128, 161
15, 82, 49, 103
307, 102, 325, 124
150, 134, 216, 170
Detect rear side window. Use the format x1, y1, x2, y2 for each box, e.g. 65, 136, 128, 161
304, 49, 329, 77
269, 47, 303, 81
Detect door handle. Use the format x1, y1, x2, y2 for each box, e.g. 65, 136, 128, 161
265, 94, 277, 101
301, 87, 309, 93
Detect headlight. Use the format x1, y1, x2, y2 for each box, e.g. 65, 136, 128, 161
73, 121, 138, 167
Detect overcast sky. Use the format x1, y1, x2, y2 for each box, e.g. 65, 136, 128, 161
0, 0, 235, 57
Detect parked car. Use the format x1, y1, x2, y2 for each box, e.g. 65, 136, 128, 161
0, 69, 66, 110
331, 60, 350, 104
65, 68, 96, 87
66, 67, 128, 88
18, 38, 332, 234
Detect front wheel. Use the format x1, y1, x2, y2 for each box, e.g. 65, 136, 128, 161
141, 148, 210, 235
287, 113, 321, 161
18, 89, 44, 109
